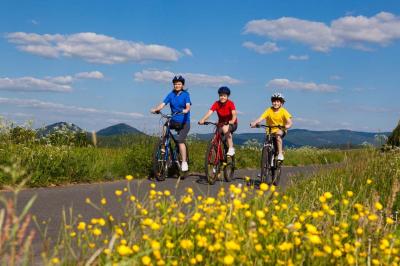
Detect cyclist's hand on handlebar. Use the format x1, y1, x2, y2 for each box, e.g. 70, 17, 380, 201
182, 109, 189, 114
250, 122, 259, 128
150, 109, 159, 114
198, 119, 205, 125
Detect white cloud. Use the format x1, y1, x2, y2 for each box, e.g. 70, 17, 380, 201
183, 48, 193, 56
242, 41, 281, 54
75, 71, 104, 79
6, 32, 183, 64
288, 54, 309, 60
134, 69, 241, 86
244, 12, 400, 52
0, 71, 104, 92
0, 97, 144, 118
267, 78, 339, 92
30, 20, 39, 25
0, 77, 72, 92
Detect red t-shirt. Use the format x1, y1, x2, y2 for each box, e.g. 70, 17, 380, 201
210, 100, 238, 124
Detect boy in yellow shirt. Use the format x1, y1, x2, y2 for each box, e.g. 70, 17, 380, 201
250, 93, 293, 161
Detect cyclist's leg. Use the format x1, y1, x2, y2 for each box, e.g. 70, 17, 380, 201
275, 130, 286, 160
175, 123, 190, 164
221, 125, 233, 148
225, 124, 237, 156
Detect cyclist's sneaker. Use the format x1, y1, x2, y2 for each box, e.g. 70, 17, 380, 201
277, 153, 284, 161
181, 161, 189, 172
226, 147, 235, 156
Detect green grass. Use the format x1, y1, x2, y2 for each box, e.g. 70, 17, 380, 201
1, 145, 400, 265
286, 148, 400, 216
0, 127, 351, 187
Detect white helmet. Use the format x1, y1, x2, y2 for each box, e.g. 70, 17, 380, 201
271, 92, 285, 103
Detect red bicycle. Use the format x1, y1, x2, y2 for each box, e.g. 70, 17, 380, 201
200, 122, 235, 185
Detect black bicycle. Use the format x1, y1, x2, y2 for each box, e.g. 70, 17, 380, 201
253, 124, 284, 186
152, 111, 189, 181
199, 122, 235, 185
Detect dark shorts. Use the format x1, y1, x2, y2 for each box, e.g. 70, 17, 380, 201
229, 123, 238, 133
219, 123, 237, 135
172, 122, 190, 143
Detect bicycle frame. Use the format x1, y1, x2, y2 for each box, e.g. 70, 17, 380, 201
207, 123, 228, 164
158, 112, 181, 164
252, 124, 284, 185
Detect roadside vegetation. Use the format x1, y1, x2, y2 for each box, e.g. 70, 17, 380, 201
0, 122, 349, 188
0, 147, 399, 265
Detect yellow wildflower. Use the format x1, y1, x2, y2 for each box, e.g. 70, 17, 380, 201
117, 244, 132, 256
223, 255, 234, 265
374, 202, 383, 210
142, 256, 152, 265
101, 198, 107, 205
333, 249, 342, 257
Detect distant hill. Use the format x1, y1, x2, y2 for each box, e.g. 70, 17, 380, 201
192, 129, 390, 148
39, 122, 390, 148
37, 122, 84, 137
388, 120, 400, 146
96, 123, 144, 136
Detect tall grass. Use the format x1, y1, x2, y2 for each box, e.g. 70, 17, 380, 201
33, 149, 400, 265
1, 148, 399, 265
0, 122, 349, 188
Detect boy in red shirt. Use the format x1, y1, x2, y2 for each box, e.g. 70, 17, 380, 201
198, 86, 238, 156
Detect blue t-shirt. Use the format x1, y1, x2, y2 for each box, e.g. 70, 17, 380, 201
163, 90, 191, 124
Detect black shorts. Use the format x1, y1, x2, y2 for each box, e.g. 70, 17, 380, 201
172, 122, 190, 143
229, 123, 238, 133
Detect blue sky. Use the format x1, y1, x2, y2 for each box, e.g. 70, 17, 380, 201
1, 0, 400, 133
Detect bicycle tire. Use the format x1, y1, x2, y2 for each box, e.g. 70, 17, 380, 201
260, 146, 272, 185
272, 161, 282, 186
205, 142, 220, 185
153, 139, 168, 181
224, 154, 235, 182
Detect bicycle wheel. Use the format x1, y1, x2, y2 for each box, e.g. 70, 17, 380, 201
153, 139, 168, 181
205, 142, 220, 185
272, 160, 282, 186
223, 153, 235, 182
260, 146, 272, 185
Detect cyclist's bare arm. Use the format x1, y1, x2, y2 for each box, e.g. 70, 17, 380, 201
250, 116, 265, 128
199, 110, 213, 124
229, 110, 237, 124
151, 103, 166, 114
182, 103, 191, 114
285, 117, 293, 129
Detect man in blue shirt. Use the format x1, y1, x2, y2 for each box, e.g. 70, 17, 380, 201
151, 75, 191, 172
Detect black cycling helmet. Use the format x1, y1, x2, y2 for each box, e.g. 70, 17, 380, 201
271, 92, 285, 103
172, 75, 185, 85
218, 86, 231, 96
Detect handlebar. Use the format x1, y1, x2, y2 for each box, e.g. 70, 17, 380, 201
153, 111, 183, 119
198, 121, 229, 126
251, 124, 284, 129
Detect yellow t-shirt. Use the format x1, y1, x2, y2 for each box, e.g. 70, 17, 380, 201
260, 107, 292, 133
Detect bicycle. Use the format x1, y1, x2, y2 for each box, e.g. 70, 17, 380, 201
199, 121, 235, 185
152, 111, 189, 181
253, 124, 284, 186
